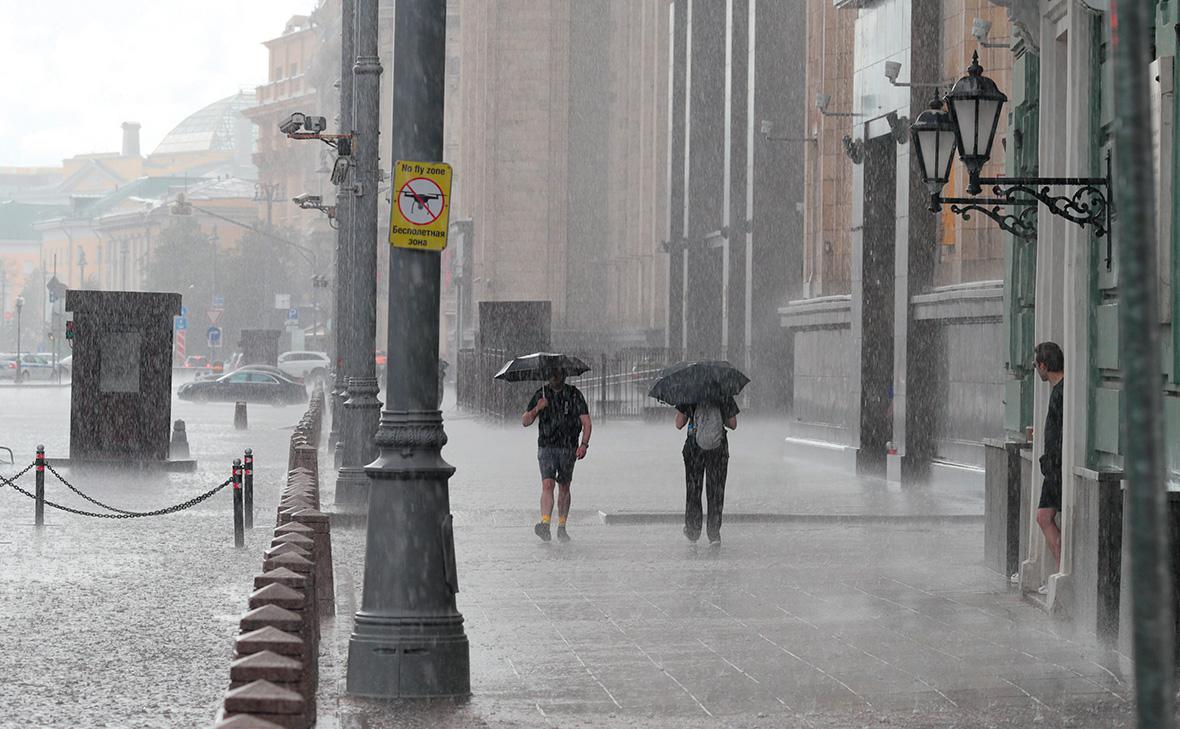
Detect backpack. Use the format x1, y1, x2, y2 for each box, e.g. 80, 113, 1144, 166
692, 403, 725, 451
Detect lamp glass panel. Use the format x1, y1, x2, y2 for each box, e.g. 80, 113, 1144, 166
936, 130, 956, 182
916, 128, 939, 180
954, 98, 981, 155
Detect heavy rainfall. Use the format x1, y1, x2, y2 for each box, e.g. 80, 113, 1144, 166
0, 1, 1175, 727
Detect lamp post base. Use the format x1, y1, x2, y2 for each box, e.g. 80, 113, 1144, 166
334, 375, 381, 511
347, 612, 470, 698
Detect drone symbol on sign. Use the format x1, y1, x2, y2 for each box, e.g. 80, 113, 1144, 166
397, 178, 445, 225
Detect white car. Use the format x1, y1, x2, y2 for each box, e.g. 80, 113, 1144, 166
277, 350, 330, 384
0, 353, 59, 383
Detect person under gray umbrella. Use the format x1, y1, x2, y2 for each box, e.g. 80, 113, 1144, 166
497, 353, 593, 543
650, 361, 749, 546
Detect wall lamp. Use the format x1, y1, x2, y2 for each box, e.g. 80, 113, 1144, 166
884, 61, 954, 91
972, 18, 1009, 49
816, 92, 863, 118
759, 120, 816, 143
911, 52, 1112, 267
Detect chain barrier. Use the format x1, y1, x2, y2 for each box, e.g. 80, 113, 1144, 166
1, 462, 232, 519
44, 462, 146, 515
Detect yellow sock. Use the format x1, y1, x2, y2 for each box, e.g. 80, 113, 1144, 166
541, 514, 551, 524
558, 516, 567, 527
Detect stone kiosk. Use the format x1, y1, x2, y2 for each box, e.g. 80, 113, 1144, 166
65, 290, 194, 471
239, 329, 283, 366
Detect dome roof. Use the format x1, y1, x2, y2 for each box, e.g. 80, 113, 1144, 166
152, 92, 257, 155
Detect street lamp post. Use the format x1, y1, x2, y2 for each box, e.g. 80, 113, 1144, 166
335, 0, 383, 509
14, 296, 24, 384
347, 0, 469, 698
330, 0, 357, 462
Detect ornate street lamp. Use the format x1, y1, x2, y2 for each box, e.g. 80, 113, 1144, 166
913, 51, 1113, 267
911, 97, 958, 207
945, 52, 1008, 195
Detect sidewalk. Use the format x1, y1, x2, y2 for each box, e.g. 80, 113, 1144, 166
315, 415, 1140, 728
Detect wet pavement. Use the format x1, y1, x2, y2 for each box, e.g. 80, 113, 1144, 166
0, 388, 1150, 728
317, 409, 1142, 728
0, 384, 305, 729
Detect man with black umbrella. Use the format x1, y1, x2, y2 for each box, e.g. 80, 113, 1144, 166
522, 367, 592, 542
675, 396, 739, 546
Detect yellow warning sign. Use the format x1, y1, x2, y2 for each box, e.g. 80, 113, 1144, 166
389, 160, 452, 251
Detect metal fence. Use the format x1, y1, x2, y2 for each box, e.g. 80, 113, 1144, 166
456, 347, 683, 421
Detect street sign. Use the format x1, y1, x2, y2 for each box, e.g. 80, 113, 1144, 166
180, 306, 189, 317
389, 160, 452, 252
176, 329, 187, 359
207, 325, 222, 348
288, 308, 299, 321
175, 316, 188, 331
212, 294, 225, 307
206, 307, 223, 325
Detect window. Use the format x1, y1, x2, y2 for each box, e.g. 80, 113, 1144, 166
249, 373, 278, 384
228, 372, 252, 383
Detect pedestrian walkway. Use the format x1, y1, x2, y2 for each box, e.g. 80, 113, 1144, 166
316, 413, 1138, 728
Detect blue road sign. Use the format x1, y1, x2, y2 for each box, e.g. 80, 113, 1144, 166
212, 294, 225, 308
180, 306, 189, 317
175, 316, 188, 331
288, 307, 299, 321
207, 325, 222, 348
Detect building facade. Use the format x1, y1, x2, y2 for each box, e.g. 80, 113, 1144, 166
450, 0, 668, 353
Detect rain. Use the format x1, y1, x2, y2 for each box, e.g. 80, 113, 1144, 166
0, 1, 1174, 727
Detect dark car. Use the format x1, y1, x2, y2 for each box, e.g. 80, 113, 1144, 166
178, 369, 307, 405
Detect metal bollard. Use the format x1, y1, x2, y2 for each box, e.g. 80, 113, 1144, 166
234, 401, 248, 431
233, 458, 245, 548
34, 445, 45, 528
244, 448, 255, 530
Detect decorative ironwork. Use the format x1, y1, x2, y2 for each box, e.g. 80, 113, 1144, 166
948, 201, 1038, 240
932, 154, 1113, 269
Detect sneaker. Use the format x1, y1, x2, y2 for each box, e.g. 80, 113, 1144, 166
1009, 572, 1020, 585
1037, 584, 1049, 596
683, 526, 700, 543
557, 526, 570, 542
534, 522, 551, 542
708, 535, 721, 548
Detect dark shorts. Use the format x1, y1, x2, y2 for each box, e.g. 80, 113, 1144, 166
538, 447, 577, 484
1038, 479, 1062, 512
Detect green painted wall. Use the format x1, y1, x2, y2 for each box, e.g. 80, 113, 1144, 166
1003, 52, 1039, 436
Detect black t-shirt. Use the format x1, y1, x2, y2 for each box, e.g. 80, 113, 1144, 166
528, 385, 589, 449
676, 397, 740, 446
1041, 379, 1064, 486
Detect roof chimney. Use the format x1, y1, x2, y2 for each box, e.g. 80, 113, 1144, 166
121, 121, 141, 157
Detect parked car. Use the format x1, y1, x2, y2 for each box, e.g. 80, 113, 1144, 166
178, 369, 307, 405
277, 350, 330, 384
0, 353, 59, 383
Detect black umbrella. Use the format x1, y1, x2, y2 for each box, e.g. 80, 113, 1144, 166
647, 360, 750, 406
493, 352, 591, 382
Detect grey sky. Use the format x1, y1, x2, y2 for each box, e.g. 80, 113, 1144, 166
0, 0, 313, 167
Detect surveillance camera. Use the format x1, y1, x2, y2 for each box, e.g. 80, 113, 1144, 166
815, 93, 832, 112
759, 119, 774, 135
972, 18, 992, 44
304, 116, 327, 134
884, 61, 901, 82
292, 193, 321, 208
279, 112, 306, 135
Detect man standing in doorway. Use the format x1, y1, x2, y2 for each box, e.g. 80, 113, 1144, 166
1034, 341, 1065, 570
522, 368, 592, 542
